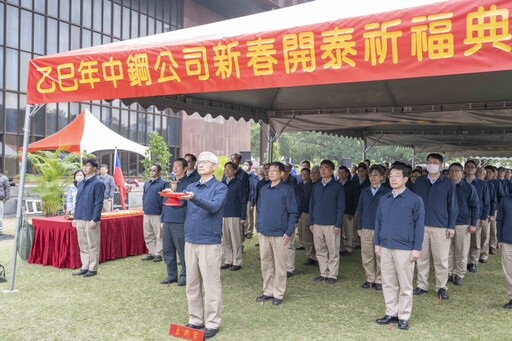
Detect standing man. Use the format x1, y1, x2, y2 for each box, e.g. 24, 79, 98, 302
72, 158, 104, 277
255, 162, 299, 305
141, 163, 168, 262
338, 165, 354, 256
357, 165, 390, 290
487, 165, 505, 256
282, 162, 302, 277
298, 168, 316, 266
184, 153, 200, 182
375, 164, 425, 330
160, 158, 194, 286
310, 160, 345, 284
221, 162, 247, 271
447, 162, 479, 286
413, 153, 457, 300
497, 193, 512, 309
227, 152, 250, 242
0, 168, 11, 235
465, 163, 490, 273
98, 164, 115, 212
243, 160, 259, 239
349, 163, 370, 251
180, 152, 227, 339
481, 166, 498, 263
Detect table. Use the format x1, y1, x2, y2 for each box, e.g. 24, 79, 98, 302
28, 214, 147, 269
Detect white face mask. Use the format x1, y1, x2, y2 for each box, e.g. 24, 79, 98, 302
75, 175, 85, 182
426, 164, 440, 174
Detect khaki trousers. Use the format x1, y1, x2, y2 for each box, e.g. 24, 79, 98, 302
341, 214, 354, 252
502, 243, 512, 300
468, 219, 485, 265
76, 220, 101, 271
102, 198, 113, 212
286, 227, 296, 273
260, 235, 288, 300
143, 214, 162, 256
416, 226, 451, 291
361, 229, 381, 284
490, 215, 498, 251
313, 224, 341, 279
381, 248, 415, 320
448, 225, 471, 278
222, 217, 243, 266
185, 243, 222, 329
480, 217, 492, 260
298, 213, 316, 260
243, 202, 255, 237
352, 215, 360, 247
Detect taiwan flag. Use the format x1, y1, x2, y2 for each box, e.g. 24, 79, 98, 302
113, 148, 126, 209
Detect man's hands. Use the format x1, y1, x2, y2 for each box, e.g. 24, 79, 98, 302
283, 234, 290, 245
375, 246, 381, 257
180, 192, 195, 200
333, 227, 341, 235
90, 220, 97, 229
468, 225, 476, 233
409, 250, 420, 262
446, 229, 455, 238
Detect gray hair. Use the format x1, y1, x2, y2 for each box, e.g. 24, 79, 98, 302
198, 151, 219, 165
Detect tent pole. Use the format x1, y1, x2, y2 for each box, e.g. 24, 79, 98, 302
5, 104, 36, 293
362, 133, 367, 161
267, 126, 274, 163
412, 145, 416, 167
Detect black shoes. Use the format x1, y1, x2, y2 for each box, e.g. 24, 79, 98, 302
83, 271, 97, 277
152, 255, 163, 262
141, 254, 155, 261
312, 276, 325, 282
376, 315, 399, 325
72, 269, 88, 276
453, 275, 463, 286
448, 274, 453, 282
287, 271, 293, 278
413, 287, 428, 296
503, 299, 512, 309
339, 250, 351, 256
361, 281, 374, 289
186, 323, 204, 329
272, 298, 283, 305
374, 283, 383, 291
398, 319, 409, 330
479, 258, 487, 263
204, 328, 219, 339
220, 264, 232, 270
177, 280, 186, 286
160, 278, 177, 285
326, 278, 337, 285
303, 258, 318, 266
256, 294, 274, 303
438, 288, 449, 300
467, 263, 477, 273
230, 265, 242, 271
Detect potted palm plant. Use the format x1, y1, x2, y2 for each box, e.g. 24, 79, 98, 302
27, 147, 82, 216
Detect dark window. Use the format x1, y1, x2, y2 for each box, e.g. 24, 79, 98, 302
58, 103, 69, 130
5, 92, 18, 133
46, 103, 58, 134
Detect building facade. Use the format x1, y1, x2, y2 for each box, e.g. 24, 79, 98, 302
0, 0, 309, 177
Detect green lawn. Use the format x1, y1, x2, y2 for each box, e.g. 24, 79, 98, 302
0, 217, 510, 340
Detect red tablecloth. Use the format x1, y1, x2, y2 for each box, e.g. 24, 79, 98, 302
28, 214, 147, 269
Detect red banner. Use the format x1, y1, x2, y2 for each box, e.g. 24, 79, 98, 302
27, 0, 512, 104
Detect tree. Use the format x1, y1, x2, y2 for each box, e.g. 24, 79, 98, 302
27, 147, 82, 216
141, 131, 172, 180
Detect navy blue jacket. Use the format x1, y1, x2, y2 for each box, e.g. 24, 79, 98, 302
142, 177, 168, 215
222, 176, 248, 219
497, 195, 512, 244
499, 178, 510, 195
487, 181, 497, 216
357, 184, 391, 230
184, 177, 228, 244
256, 181, 299, 237
161, 176, 195, 223
491, 178, 505, 203
340, 179, 353, 215
75, 175, 104, 222
454, 180, 479, 226
223, 168, 250, 206
349, 177, 370, 215
464, 177, 490, 221
248, 172, 259, 204
374, 188, 425, 251
187, 169, 200, 183
413, 174, 458, 229
298, 180, 313, 214
309, 179, 345, 228
284, 176, 302, 213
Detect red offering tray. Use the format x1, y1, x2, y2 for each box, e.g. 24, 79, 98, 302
159, 192, 187, 206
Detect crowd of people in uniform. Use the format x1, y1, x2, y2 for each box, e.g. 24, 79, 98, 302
70, 151, 512, 338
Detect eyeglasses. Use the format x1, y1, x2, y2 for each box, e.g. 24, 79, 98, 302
197, 160, 212, 166
368, 173, 381, 177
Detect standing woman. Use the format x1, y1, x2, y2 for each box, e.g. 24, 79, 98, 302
67, 170, 85, 215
